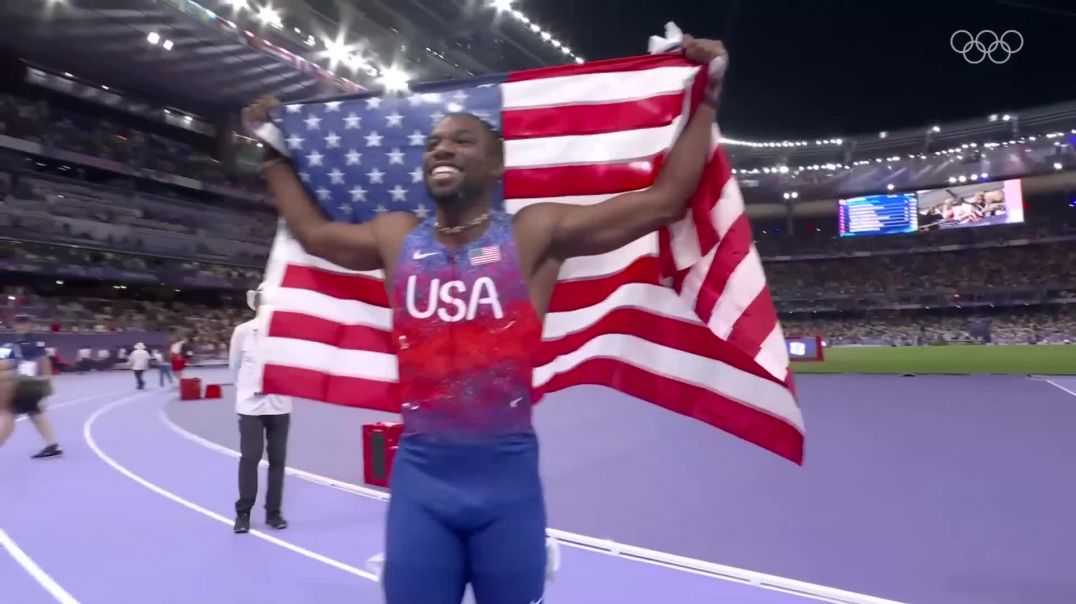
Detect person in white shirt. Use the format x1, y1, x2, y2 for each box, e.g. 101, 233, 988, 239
230, 286, 292, 534
128, 343, 151, 390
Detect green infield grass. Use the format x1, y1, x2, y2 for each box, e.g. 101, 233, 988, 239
791, 344, 1076, 375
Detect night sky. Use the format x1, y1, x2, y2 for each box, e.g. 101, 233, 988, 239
519, 0, 1076, 139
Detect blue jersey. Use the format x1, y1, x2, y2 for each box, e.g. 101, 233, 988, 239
1, 338, 48, 377
390, 212, 542, 439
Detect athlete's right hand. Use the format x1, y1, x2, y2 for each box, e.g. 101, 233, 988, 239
241, 96, 281, 138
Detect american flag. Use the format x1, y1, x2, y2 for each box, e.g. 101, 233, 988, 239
255, 53, 805, 463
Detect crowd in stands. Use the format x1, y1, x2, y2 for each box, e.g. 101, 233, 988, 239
0, 169, 275, 264
0, 93, 255, 189
0, 285, 244, 357
784, 308, 1076, 346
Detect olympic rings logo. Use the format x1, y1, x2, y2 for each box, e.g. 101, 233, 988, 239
950, 30, 1024, 64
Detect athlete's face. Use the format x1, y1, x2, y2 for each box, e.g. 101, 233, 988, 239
423, 115, 503, 204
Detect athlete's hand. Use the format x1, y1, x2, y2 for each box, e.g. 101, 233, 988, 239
681, 36, 728, 108
241, 96, 282, 139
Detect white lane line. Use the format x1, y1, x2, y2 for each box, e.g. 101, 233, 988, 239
83, 395, 378, 582
159, 406, 904, 604
14, 391, 123, 423
0, 528, 80, 604
1043, 379, 1076, 398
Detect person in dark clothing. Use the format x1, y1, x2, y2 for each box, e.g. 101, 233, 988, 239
0, 315, 62, 458
229, 288, 292, 533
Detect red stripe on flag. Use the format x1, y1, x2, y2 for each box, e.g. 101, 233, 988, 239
268, 311, 394, 353
536, 358, 804, 464
502, 93, 685, 140
689, 151, 726, 253
504, 153, 665, 199
536, 308, 785, 385
726, 287, 779, 359
547, 256, 661, 312
261, 364, 399, 412
505, 53, 694, 83
280, 265, 387, 306
694, 213, 753, 324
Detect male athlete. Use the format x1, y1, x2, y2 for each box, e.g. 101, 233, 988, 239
0, 315, 62, 458
244, 35, 726, 604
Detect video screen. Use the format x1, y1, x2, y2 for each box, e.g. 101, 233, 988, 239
785, 336, 824, 361
838, 192, 918, 237
915, 179, 1024, 231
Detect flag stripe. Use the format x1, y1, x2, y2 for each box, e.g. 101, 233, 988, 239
502, 65, 697, 110
536, 359, 804, 464
504, 154, 664, 199
502, 93, 685, 140
269, 311, 393, 353
262, 364, 398, 411
505, 119, 683, 169
280, 264, 387, 305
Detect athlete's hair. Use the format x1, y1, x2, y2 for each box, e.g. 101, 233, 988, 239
439, 112, 504, 161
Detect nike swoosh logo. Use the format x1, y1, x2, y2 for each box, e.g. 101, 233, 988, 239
412, 251, 438, 260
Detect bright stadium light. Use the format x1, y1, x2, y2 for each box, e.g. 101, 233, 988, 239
1055, 162, 1064, 171
887, 184, 895, 190
1002, 114, 1012, 121
147, 31, 160, 45
931, 125, 941, 133
380, 66, 411, 92
163, 39, 174, 51
227, 0, 247, 9
256, 5, 282, 28
575, 57, 584, 64
491, 0, 513, 10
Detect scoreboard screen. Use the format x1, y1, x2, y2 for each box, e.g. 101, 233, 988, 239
838, 193, 918, 237
786, 336, 824, 362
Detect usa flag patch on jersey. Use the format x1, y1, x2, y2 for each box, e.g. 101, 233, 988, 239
469, 246, 501, 266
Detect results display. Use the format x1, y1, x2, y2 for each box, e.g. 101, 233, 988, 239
838, 193, 918, 237
785, 336, 824, 362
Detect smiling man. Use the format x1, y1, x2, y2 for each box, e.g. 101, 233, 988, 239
244, 34, 727, 604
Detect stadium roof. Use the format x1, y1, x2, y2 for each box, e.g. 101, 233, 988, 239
1, 0, 576, 118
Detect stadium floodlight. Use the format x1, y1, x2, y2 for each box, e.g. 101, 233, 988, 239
147, 31, 160, 45
575, 57, 584, 64
1055, 162, 1064, 171
163, 39, 174, 51
931, 125, 941, 133
491, 0, 513, 11
256, 5, 282, 28
958, 175, 967, 183
949, 177, 957, 183
380, 67, 411, 92
1002, 114, 1012, 121
887, 184, 895, 191
989, 114, 998, 122
879, 131, 887, 139
541, 31, 552, 42
324, 38, 349, 67
227, 0, 247, 10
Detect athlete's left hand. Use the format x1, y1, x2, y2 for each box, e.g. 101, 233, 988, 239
681, 36, 728, 107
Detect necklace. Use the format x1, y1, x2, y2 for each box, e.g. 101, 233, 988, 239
434, 211, 491, 235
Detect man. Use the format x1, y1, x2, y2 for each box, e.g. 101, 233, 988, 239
244, 35, 726, 604
0, 315, 61, 458
128, 342, 150, 390
229, 286, 291, 534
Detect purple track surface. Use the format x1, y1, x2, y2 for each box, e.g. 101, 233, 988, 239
3, 371, 1075, 604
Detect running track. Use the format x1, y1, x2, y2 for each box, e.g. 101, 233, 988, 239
0, 372, 895, 604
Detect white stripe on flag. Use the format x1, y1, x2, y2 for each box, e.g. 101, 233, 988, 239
531, 333, 805, 432
501, 66, 698, 110
505, 119, 685, 169
706, 246, 767, 340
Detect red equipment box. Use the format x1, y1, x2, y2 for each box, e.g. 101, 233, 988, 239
179, 377, 202, 400
362, 422, 403, 488
203, 384, 223, 399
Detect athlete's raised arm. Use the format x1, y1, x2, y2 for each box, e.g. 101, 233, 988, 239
243, 97, 385, 272
528, 36, 727, 261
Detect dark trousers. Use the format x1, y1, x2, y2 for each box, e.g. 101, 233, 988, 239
236, 413, 291, 516
133, 370, 145, 390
